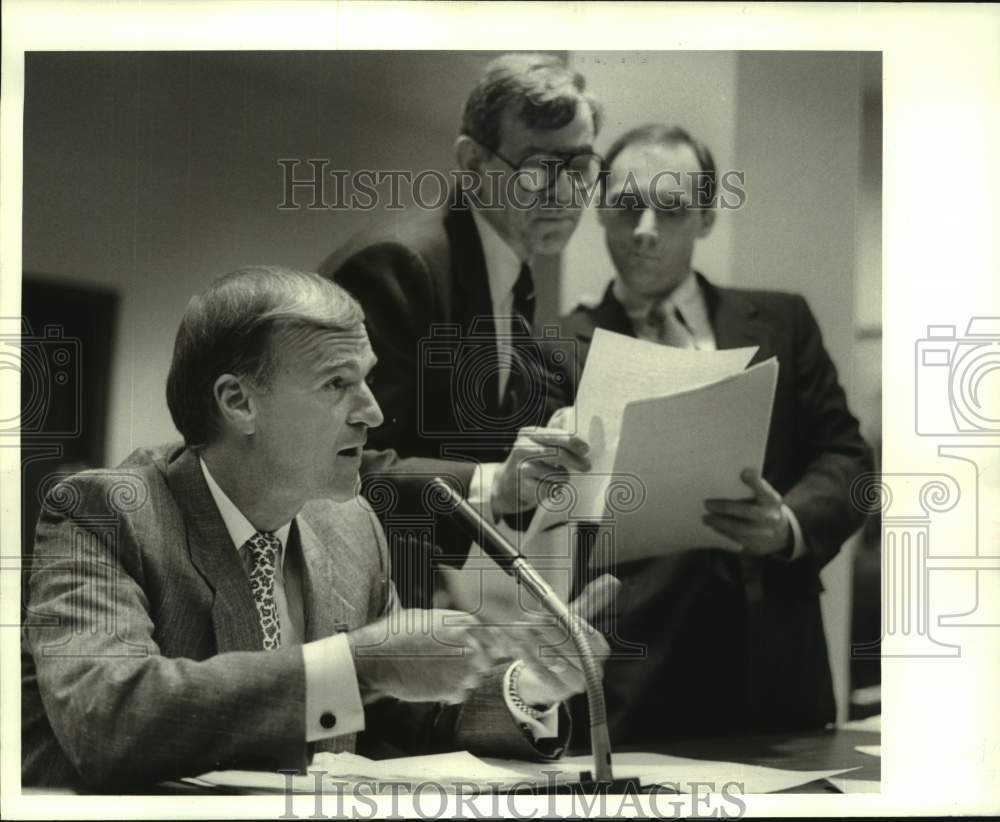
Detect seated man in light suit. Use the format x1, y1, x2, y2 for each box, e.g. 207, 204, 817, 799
558, 125, 873, 745
21, 266, 607, 790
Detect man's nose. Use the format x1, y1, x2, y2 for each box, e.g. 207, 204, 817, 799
352, 381, 384, 429
550, 164, 580, 207
632, 207, 658, 250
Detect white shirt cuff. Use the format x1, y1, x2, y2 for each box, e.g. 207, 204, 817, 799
503, 662, 559, 741
776, 503, 808, 561
469, 462, 502, 524
302, 633, 366, 742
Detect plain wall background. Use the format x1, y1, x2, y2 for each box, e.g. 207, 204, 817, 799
23, 50, 880, 466
23, 51, 881, 720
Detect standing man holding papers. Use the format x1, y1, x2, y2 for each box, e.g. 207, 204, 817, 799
559, 125, 873, 745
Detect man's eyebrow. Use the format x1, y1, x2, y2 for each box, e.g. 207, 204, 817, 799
315, 354, 378, 375
315, 359, 355, 375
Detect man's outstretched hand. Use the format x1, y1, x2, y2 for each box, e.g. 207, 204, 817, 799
513, 573, 619, 708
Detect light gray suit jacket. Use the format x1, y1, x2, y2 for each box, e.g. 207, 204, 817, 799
22, 444, 565, 790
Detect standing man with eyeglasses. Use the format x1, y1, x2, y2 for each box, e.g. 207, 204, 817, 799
320, 54, 602, 605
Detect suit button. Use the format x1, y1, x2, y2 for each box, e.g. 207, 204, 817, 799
320, 711, 337, 729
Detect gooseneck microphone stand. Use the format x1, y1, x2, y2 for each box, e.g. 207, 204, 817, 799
429, 478, 617, 787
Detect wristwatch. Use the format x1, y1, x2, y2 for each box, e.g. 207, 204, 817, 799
506, 660, 553, 719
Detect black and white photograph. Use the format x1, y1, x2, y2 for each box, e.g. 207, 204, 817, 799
2, 2, 997, 819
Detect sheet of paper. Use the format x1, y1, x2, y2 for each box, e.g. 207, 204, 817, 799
828, 776, 881, 794
854, 745, 882, 757
524, 329, 757, 542
610, 357, 779, 560
315, 750, 535, 782
840, 714, 881, 732
197, 751, 538, 793
484, 752, 855, 794
194, 769, 314, 793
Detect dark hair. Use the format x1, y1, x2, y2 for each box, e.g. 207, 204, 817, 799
461, 53, 603, 149
602, 124, 717, 206
166, 266, 364, 450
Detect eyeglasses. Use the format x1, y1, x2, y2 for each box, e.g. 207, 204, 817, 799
482, 145, 605, 193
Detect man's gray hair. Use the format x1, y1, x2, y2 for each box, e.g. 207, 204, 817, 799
166, 266, 364, 449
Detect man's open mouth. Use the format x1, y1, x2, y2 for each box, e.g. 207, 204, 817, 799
337, 446, 361, 457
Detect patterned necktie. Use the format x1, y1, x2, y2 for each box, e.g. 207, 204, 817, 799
245, 531, 281, 650
647, 301, 696, 349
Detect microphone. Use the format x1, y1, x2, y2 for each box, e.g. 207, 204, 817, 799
429, 477, 616, 787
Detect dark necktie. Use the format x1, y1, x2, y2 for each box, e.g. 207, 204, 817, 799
512, 262, 536, 333
245, 531, 281, 650
500, 263, 537, 422
498, 263, 538, 530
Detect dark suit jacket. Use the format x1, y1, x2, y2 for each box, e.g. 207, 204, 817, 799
320, 202, 571, 592
560, 275, 873, 745
21, 445, 565, 790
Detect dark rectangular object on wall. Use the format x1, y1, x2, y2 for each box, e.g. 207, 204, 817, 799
19, 275, 118, 557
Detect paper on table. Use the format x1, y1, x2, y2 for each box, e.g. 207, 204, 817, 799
312, 750, 535, 782
196, 751, 538, 793
609, 357, 779, 561
854, 745, 882, 757
484, 752, 856, 794
840, 714, 881, 732
196, 750, 853, 795
524, 329, 756, 542
828, 776, 881, 793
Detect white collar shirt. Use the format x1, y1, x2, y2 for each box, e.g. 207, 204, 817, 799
613, 271, 717, 351
471, 208, 530, 400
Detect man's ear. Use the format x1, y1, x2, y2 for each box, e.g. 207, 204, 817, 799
213, 373, 256, 437
455, 135, 485, 174
696, 207, 717, 238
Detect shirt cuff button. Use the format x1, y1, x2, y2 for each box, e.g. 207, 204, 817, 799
320, 711, 337, 730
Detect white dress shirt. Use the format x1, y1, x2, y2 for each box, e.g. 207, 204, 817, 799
613, 273, 807, 561
199, 459, 365, 742
201, 461, 557, 742
471, 207, 528, 402
613, 271, 716, 351
466, 207, 531, 526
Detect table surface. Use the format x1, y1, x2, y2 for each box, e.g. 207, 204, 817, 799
624, 727, 881, 792
21, 728, 880, 796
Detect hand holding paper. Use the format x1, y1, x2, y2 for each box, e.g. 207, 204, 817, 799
518, 329, 780, 563
491, 419, 591, 517
703, 467, 793, 556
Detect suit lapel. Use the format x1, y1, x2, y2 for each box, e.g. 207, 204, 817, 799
576, 283, 636, 342
698, 273, 775, 363
167, 448, 263, 652
446, 203, 494, 328
295, 511, 361, 642
445, 203, 501, 405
